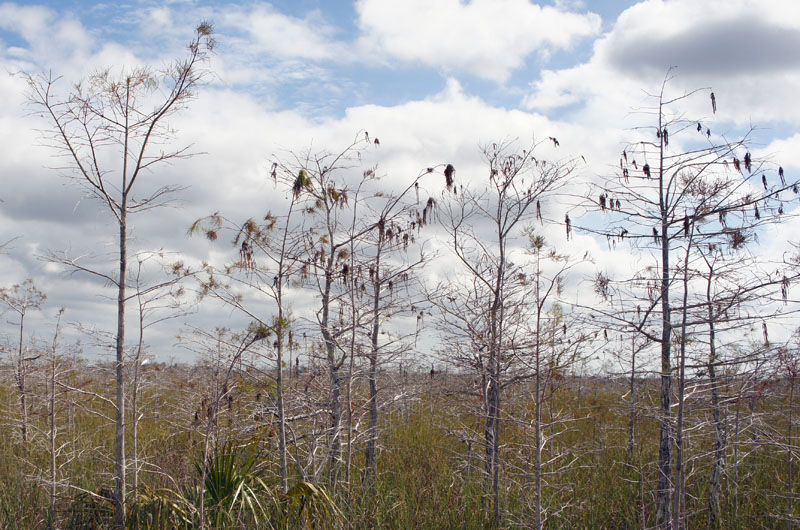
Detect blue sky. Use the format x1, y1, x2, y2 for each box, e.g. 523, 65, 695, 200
1, 0, 799, 362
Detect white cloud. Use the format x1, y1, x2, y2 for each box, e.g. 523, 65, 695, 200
223, 5, 347, 61
524, 0, 800, 126
0, 3, 92, 66
355, 0, 601, 81
140, 6, 174, 36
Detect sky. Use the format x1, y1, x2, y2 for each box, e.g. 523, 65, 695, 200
1, 0, 800, 365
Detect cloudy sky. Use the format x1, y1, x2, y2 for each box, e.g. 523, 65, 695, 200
1, 0, 799, 363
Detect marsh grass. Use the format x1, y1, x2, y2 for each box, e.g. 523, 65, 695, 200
0, 364, 795, 528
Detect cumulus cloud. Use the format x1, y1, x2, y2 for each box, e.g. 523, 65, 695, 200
524, 0, 800, 126
600, 0, 800, 83
355, 0, 601, 81
223, 4, 347, 61
0, 3, 93, 70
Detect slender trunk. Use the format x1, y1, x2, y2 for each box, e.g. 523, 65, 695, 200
483, 358, 501, 526
548, 356, 556, 442
344, 326, 355, 497
365, 352, 378, 482
673, 242, 691, 530
533, 253, 543, 530
486, 208, 506, 528
789, 375, 796, 530
114, 198, 128, 528
276, 314, 288, 493
656, 100, 673, 530
17, 309, 28, 450
534, 331, 543, 530
114, 82, 131, 529
483, 371, 494, 484
484, 316, 502, 526
706, 265, 723, 528
275, 198, 297, 494
131, 296, 145, 495
492, 354, 501, 527
365, 230, 384, 486
322, 265, 343, 486
628, 334, 637, 463
49, 311, 63, 527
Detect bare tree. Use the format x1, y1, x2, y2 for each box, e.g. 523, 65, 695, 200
191, 170, 308, 494
289, 136, 379, 489
46, 308, 65, 525
357, 165, 435, 488
433, 140, 575, 526
582, 72, 799, 528
519, 230, 590, 529
0, 278, 46, 451
129, 252, 196, 494
25, 25, 213, 526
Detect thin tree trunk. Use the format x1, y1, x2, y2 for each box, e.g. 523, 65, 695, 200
365, 228, 384, 486
484, 319, 502, 526
275, 198, 298, 494
486, 206, 507, 528
656, 99, 673, 529
534, 335, 543, 530
673, 241, 692, 530
49, 310, 63, 527
113, 82, 131, 529
17, 308, 29, 450
628, 334, 637, 463
131, 294, 145, 495
365, 352, 378, 482
789, 375, 795, 530
322, 267, 343, 486
492, 355, 501, 527
344, 326, 355, 497
114, 197, 128, 528
533, 251, 543, 530
276, 316, 288, 493
706, 264, 723, 528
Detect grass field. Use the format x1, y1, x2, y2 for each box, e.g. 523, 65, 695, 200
0, 360, 795, 529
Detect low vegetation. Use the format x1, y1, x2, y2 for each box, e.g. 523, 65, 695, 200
0, 360, 795, 528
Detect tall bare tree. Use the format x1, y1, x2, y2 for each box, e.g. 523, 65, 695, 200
191, 172, 307, 494
289, 136, 380, 489
582, 72, 799, 528
433, 140, 575, 526
25, 25, 213, 526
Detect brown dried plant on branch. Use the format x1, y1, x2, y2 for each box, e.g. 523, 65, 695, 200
579, 70, 800, 530
431, 139, 578, 527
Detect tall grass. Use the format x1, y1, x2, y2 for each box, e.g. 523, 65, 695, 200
0, 364, 795, 528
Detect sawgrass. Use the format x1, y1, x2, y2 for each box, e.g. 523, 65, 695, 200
0, 365, 795, 528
